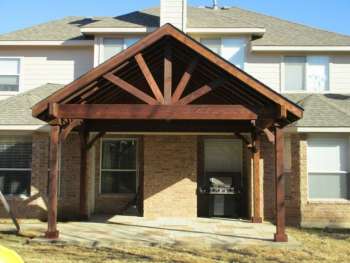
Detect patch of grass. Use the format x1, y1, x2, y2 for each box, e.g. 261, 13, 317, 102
0, 227, 349, 263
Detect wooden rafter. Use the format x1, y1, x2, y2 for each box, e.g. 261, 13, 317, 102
175, 79, 222, 105
164, 44, 172, 104
135, 53, 164, 104
50, 104, 258, 120
104, 73, 159, 105
172, 58, 198, 103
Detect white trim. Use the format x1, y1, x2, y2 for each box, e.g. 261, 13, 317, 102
0, 125, 48, 131
286, 127, 350, 133
0, 40, 94, 46
252, 45, 350, 52
81, 27, 156, 34
187, 27, 266, 35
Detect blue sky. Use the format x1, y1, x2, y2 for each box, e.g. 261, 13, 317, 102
0, 0, 349, 35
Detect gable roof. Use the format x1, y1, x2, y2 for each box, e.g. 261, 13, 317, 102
1, 7, 350, 47
32, 23, 302, 125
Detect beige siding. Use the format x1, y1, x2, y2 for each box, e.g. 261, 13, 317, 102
0, 46, 93, 98
245, 53, 281, 92
330, 55, 350, 92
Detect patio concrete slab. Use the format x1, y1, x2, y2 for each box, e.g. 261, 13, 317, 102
0, 216, 299, 249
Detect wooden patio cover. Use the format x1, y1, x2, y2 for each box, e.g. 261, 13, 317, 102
32, 24, 303, 242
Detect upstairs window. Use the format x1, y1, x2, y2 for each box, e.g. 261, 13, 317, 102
0, 137, 32, 196
103, 38, 140, 62
284, 56, 329, 92
0, 58, 20, 92
201, 38, 246, 69
100, 139, 138, 194
284, 56, 306, 91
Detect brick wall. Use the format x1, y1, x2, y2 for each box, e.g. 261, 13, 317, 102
143, 135, 197, 218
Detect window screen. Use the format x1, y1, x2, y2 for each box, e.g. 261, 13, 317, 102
101, 139, 137, 194
0, 137, 32, 196
221, 38, 246, 69
0, 58, 20, 92
284, 56, 306, 91
307, 135, 349, 199
306, 56, 329, 92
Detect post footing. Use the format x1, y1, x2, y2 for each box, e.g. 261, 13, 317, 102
45, 230, 59, 239
251, 217, 263, 223
274, 233, 288, 242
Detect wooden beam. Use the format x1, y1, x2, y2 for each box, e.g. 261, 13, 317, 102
51, 104, 258, 121
104, 73, 159, 105
135, 53, 164, 104
86, 132, 106, 150
79, 126, 89, 220
60, 119, 83, 142
251, 132, 262, 223
164, 45, 172, 104
172, 58, 198, 103
45, 125, 60, 239
274, 125, 288, 242
175, 79, 222, 105
234, 132, 252, 148
263, 128, 275, 144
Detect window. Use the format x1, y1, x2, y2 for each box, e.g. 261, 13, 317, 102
307, 135, 349, 199
100, 139, 137, 194
0, 58, 20, 92
201, 38, 246, 69
0, 137, 32, 196
284, 56, 306, 91
284, 56, 329, 92
103, 38, 140, 62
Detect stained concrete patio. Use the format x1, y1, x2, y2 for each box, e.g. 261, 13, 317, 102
0, 216, 298, 248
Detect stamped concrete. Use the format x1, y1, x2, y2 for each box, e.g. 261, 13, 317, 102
0, 216, 299, 248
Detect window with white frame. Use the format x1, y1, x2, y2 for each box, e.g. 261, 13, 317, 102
307, 134, 349, 199
0, 137, 32, 196
284, 56, 329, 92
201, 38, 246, 69
0, 58, 20, 92
100, 139, 137, 194
103, 38, 140, 62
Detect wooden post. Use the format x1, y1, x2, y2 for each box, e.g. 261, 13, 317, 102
79, 126, 89, 220
251, 132, 262, 223
274, 125, 288, 242
46, 125, 60, 239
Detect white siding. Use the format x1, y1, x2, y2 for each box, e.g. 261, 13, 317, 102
0, 46, 93, 99
160, 0, 187, 30
245, 53, 281, 91
330, 55, 350, 93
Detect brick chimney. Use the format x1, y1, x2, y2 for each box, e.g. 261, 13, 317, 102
160, 0, 187, 31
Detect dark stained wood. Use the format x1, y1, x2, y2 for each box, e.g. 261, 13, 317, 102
172, 58, 198, 103
135, 53, 165, 104
137, 136, 144, 216
79, 126, 89, 220
52, 104, 258, 120
164, 44, 172, 104
274, 126, 288, 242
234, 133, 252, 148
60, 119, 83, 142
86, 119, 252, 133
251, 132, 262, 223
45, 125, 60, 239
104, 73, 159, 105
175, 80, 222, 105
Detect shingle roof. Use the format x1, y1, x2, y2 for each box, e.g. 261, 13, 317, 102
0, 83, 349, 128
1, 7, 350, 46
0, 83, 63, 125
284, 93, 350, 127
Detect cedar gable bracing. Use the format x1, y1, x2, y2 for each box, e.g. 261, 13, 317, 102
32, 24, 302, 133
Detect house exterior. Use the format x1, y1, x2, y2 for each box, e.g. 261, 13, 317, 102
0, 0, 350, 241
